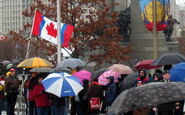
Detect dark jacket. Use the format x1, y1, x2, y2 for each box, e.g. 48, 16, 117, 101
157, 79, 174, 112
105, 76, 117, 106
5, 75, 21, 93
48, 93, 65, 106
87, 81, 104, 113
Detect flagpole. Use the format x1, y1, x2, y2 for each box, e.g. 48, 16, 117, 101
26, 9, 37, 59
153, 0, 158, 59
62, 47, 72, 57
57, 0, 61, 64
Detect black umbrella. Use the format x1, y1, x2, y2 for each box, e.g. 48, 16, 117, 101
151, 53, 185, 66
120, 72, 138, 91
109, 82, 185, 114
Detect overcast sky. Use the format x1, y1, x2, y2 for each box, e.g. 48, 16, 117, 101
176, 0, 185, 6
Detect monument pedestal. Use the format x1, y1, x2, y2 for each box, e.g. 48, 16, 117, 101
130, 34, 169, 60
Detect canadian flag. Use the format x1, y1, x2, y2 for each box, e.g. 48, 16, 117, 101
0, 36, 6, 41
32, 10, 74, 47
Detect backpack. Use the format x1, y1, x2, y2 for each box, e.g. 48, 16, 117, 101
89, 97, 101, 110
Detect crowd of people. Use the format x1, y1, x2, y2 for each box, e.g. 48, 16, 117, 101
125, 68, 184, 115
0, 64, 184, 115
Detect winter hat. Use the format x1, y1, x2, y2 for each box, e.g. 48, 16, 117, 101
163, 70, 170, 75
10, 68, 15, 72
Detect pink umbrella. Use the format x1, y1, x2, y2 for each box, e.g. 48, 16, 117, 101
108, 64, 133, 75
98, 70, 121, 86
73, 70, 91, 84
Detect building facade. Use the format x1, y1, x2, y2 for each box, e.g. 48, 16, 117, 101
0, 0, 33, 34
0, 0, 2, 34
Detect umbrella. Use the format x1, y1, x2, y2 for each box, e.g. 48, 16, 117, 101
73, 70, 91, 84
98, 70, 121, 85
109, 82, 185, 114
151, 53, 185, 66
134, 59, 161, 70
170, 63, 185, 82
56, 58, 85, 70
108, 64, 133, 74
42, 72, 83, 97
1, 60, 11, 66
11, 58, 23, 65
17, 57, 54, 68
29, 67, 54, 73
120, 72, 138, 91
53, 67, 71, 74
94, 69, 108, 77
6, 63, 14, 70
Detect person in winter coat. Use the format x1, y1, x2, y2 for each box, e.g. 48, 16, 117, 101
104, 76, 117, 113
152, 73, 162, 82
5, 68, 21, 115
27, 72, 38, 115
157, 70, 174, 115
0, 75, 5, 114
33, 77, 50, 115
87, 77, 104, 115
48, 93, 66, 115
75, 79, 89, 115
133, 108, 150, 115
134, 70, 149, 86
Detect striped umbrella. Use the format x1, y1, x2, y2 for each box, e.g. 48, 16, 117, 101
42, 72, 83, 97
98, 70, 121, 86
17, 57, 53, 68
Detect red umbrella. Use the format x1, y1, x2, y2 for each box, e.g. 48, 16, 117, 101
134, 60, 161, 70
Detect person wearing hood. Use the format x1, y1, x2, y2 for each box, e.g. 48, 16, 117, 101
134, 70, 149, 86
87, 77, 104, 115
105, 76, 117, 113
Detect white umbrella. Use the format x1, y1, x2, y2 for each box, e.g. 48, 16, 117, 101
42, 72, 83, 97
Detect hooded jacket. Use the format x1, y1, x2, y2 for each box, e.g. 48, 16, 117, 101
105, 76, 117, 106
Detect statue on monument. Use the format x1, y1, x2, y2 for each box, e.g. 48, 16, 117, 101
163, 15, 180, 41
118, 7, 131, 42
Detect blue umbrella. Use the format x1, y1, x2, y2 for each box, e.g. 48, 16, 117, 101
42, 72, 83, 97
170, 63, 185, 82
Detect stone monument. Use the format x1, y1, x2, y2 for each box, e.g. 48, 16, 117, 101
130, 0, 169, 61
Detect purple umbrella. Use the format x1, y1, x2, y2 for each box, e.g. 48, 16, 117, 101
73, 70, 91, 84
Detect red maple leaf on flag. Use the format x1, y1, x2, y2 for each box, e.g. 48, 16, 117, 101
46, 22, 57, 38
